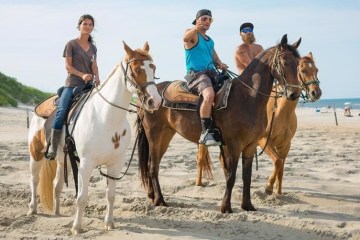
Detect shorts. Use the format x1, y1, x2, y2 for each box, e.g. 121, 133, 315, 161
187, 70, 216, 95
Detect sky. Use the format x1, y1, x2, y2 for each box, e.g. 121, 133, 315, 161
0, 0, 359, 99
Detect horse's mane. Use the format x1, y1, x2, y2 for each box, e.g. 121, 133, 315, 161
257, 43, 300, 60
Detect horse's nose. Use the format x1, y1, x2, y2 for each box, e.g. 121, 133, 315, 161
146, 98, 154, 108
311, 89, 322, 100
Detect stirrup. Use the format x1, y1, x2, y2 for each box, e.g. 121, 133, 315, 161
199, 130, 221, 146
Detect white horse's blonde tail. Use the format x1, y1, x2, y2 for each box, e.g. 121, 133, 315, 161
38, 160, 57, 212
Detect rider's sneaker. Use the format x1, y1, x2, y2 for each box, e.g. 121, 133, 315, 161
199, 130, 221, 146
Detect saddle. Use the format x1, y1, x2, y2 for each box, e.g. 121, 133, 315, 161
34, 85, 94, 145
162, 78, 232, 111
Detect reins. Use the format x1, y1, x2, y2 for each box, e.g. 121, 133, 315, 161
97, 121, 142, 181
93, 59, 155, 113
95, 59, 156, 181
225, 69, 277, 98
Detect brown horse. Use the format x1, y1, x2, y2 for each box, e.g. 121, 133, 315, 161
196, 53, 322, 196
137, 35, 302, 213
260, 52, 321, 195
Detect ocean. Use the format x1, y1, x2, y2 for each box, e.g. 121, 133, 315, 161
298, 98, 360, 110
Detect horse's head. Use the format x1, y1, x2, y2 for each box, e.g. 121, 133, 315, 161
271, 34, 302, 101
123, 41, 161, 112
298, 52, 322, 102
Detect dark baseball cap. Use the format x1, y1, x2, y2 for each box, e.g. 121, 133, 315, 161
192, 9, 212, 25
240, 22, 254, 32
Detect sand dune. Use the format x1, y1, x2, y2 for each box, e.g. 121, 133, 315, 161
0, 106, 359, 240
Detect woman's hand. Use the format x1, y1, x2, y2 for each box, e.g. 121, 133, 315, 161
82, 73, 93, 82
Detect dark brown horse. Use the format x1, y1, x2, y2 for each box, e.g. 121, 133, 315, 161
196, 53, 322, 196
137, 35, 301, 213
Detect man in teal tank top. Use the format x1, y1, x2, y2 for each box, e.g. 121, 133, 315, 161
184, 9, 228, 146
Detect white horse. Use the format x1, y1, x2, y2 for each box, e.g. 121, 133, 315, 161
27, 42, 162, 234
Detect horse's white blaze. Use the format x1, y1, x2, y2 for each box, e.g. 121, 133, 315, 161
141, 60, 161, 110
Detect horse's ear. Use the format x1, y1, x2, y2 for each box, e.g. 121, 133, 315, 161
143, 42, 150, 52
308, 52, 314, 60
280, 34, 288, 49
292, 37, 302, 49
123, 41, 134, 56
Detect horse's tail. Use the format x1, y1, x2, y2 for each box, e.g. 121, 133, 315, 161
38, 159, 57, 212
136, 115, 150, 188
198, 144, 213, 180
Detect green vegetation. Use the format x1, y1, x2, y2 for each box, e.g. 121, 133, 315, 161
0, 72, 53, 107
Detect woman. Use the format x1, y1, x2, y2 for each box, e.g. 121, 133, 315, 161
46, 14, 100, 160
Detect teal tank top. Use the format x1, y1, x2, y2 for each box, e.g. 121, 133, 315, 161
185, 33, 215, 72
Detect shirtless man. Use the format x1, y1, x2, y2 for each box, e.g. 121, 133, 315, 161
234, 22, 264, 74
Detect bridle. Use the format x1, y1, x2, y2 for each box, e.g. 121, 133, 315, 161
228, 47, 302, 99
93, 57, 156, 112
122, 58, 157, 107
270, 48, 302, 99
297, 63, 320, 102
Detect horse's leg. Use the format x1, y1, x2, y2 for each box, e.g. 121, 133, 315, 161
275, 143, 291, 195
219, 145, 240, 213
241, 146, 257, 211
196, 144, 206, 186
104, 160, 123, 230
28, 158, 43, 215
149, 130, 175, 206
258, 139, 283, 195
54, 159, 65, 215
71, 162, 93, 235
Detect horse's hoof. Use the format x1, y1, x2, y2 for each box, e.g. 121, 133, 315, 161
220, 206, 233, 213
154, 199, 168, 207
70, 228, 80, 235
241, 204, 257, 211
105, 223, 115, 230
27, 209, 36, 216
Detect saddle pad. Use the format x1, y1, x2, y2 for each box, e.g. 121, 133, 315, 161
162, 81, 199, 111
162, 79, 232, 111
34, 95, 58, 118
162, 80, 199, 104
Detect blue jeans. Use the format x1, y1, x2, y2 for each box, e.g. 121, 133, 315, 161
52, 87, 75, 130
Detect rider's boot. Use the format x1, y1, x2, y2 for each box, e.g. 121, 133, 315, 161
199, 118, 221, 146
45, 129, 62, 160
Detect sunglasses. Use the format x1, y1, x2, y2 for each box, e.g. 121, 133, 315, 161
241, 27, 253, 33
200, 16, 213, 23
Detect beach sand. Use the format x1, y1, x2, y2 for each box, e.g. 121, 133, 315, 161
0, 106, 359, 240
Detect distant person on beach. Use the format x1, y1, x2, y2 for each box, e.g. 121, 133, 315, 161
46, 14, 100, 160
234, 22, 264, 74
184, 9, 228, 146
344, 106, 352, 117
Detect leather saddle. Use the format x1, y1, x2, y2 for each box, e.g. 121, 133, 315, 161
34, 85, 94, 142
162, 78, 232, 111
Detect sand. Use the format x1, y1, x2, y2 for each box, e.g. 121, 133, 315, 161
0, 106, 359, 240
